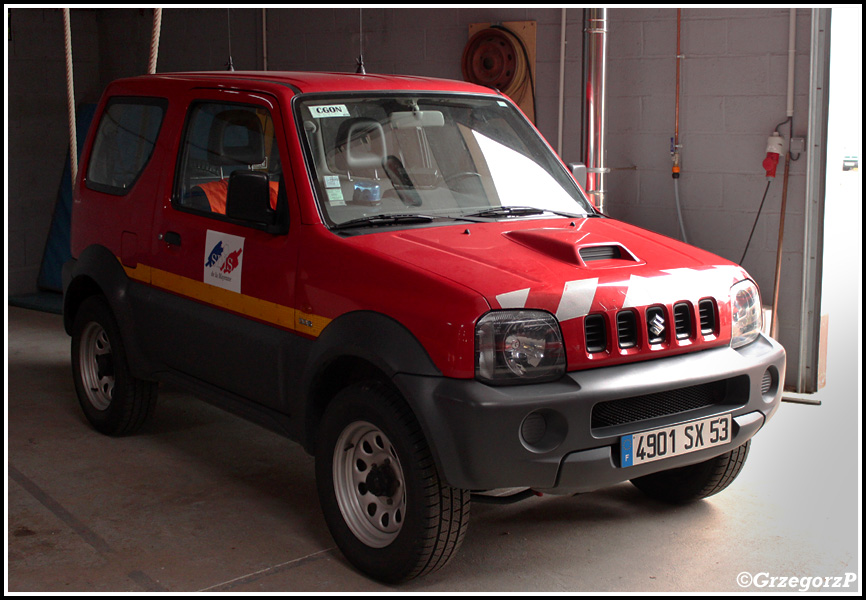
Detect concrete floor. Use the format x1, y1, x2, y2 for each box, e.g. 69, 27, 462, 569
6, 305, 861, 593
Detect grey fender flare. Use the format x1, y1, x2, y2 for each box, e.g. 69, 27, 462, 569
300, 311, 444, 452
62, 245, 155, 378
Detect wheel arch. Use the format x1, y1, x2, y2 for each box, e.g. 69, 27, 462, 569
62, 245, 154, 377
63, 273, 104, 335
300, 311, 442, 456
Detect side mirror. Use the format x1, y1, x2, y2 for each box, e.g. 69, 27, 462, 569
226, 170, 277, 228
569, 162, 587, 190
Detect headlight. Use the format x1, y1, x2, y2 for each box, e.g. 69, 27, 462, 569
475, 310, 566, 384
731, 279, 762, 348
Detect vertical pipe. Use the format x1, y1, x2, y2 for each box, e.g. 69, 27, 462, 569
674, 8, 681, 149
583, 8, 608, 212
787, 8, 796, 116
262, 9, 268, 71
62, 8, 77, 183
580, 9, 589, 166
148, 8, 162, 75
226, 9, 234, 71
557, 8, 566, 157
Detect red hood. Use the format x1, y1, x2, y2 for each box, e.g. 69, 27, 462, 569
355, 217, 747, 310
349, 217, 751, 371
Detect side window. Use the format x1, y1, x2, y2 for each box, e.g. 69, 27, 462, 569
86, 98, 167, 195
174, 102, 283, 217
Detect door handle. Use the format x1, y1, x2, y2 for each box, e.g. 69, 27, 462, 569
159, 231, 182, 247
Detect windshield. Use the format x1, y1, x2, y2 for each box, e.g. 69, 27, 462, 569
296, 94, 595, 228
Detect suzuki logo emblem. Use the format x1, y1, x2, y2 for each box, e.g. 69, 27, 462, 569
649, 313, 665, 336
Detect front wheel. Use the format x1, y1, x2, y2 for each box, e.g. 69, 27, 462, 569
71, 295, 157, 436
315, 382, 470, 582
630, 439, 751, 504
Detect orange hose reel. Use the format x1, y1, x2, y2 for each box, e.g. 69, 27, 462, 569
461, 28, 519, 90
462, 26, 534, 121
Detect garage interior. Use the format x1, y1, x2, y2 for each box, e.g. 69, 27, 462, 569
6, 7, 861, 592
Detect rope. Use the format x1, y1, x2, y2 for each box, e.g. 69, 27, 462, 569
62, 8, 78, 183
148, 8, 162, 74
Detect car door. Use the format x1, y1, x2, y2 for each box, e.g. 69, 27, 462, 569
145, 87, 302, 413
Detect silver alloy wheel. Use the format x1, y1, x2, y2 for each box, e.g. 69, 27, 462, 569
78, 321, 115, 411
333, 420, 407, 548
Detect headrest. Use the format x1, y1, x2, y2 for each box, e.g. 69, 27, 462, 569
333, 117, 388, 172
208, 109, 265, 167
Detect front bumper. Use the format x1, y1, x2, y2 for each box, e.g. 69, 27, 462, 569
395, 334, 785, 493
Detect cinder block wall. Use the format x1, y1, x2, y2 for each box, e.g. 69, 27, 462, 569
6, 7, 585, 295
7, 8, 101, 295
8, 7, 813, 386
604, 8, 812, 386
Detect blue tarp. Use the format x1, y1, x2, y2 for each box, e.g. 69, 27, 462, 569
37, 103, 97, 292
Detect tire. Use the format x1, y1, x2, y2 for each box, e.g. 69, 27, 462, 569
630, 439, 751, 504
315, 381, 470, 582
71, 295, 157, 436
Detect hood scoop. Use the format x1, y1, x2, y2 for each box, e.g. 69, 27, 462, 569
504, 228, 640, 268
580, 245, 623, 262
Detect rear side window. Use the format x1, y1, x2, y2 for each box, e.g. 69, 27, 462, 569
86, 97, 167, 195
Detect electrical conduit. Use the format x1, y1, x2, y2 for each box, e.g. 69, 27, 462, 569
672, 8, 688, 243
770, 8, 798, 340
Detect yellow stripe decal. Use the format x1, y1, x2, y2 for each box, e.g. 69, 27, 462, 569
123, 262, 152, 284
122, 260, 330, 336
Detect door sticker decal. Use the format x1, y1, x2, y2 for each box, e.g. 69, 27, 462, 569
205, 240, 225, 267
204, 230, 245, 293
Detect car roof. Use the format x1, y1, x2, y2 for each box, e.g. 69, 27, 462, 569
108, 71, 498, 96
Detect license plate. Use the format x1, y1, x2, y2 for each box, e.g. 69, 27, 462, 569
620, 414, 732, 467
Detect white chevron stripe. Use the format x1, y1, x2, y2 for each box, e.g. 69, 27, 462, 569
555, 278, 599, 322
496, 288, 531, 309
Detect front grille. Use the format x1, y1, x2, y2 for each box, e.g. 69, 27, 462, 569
616, 311, 637, 348
591, 380, 732, 429
580, 245, 622, 262
673, 302, 692, 339
584, 301, 714, 355
585, 314, 607, 353
646, 306, 666, 344
699, 299, 716, 335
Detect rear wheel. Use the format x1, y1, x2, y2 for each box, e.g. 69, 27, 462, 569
315, 381, 470, 582
630, 440, 751, 503
71, 296, 157, 436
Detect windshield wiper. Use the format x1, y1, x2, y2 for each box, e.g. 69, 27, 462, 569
465, 206, 544, 218
332, 213, 488, 230
466, 206, 588, 219
332, 214, 436, 230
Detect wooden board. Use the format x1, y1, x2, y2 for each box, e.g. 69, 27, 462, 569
467, 21, 537, 123
817, 313, 829, 390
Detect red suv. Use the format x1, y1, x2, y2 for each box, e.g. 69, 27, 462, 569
63, 71, 785, 582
